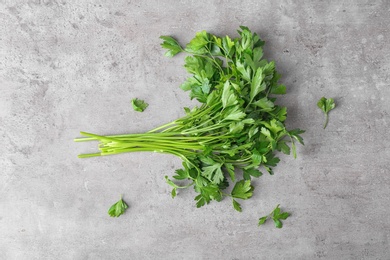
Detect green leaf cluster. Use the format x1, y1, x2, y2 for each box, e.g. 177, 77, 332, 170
132, 98, 148, 112
108, 196, 128, 217
317, 97, 336, 129
76, 27, 305, 212
258, 204, 290, 228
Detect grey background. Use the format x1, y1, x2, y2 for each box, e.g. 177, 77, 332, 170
1, 1, 389, 259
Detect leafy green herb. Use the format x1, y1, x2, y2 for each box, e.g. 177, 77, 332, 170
317, 97, 336, 129
160, 36, 183, 57
258, 204, 290, 228
132, 98, 148, 112
108, 196, 128, 217
76, 27, 305, 212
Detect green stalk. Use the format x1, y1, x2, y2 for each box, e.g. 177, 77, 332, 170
323, 113, 329, 129
147, 120, 177, 133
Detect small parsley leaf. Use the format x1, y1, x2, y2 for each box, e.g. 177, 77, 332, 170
243, 168, 262, 181
171, 188, 177, 198
317, 97, 336, 129
258, 216, 267, 226
250, 68, 266, 102
173, 169, 189, 180
132, 98, 148, 112
278, 212, 290, 220
273, 218, 283, 228
108, 196, 128, 217
258, 204, 290, 229
232, 199, 242, 212
185, 30, 210, 54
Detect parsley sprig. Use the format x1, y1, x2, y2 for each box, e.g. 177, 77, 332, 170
108, 196, 128, 217
131, 98, 148, 112
76, 27, 304, 212
258, 204, 290, 228
317, 97, 336, 129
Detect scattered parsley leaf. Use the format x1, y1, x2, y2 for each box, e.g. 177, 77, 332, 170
273, 218, 283, 228
108, 196, 128, 217
232, 199, 242, 212
278, 212, 290, 220
171, 188, 177, 198
258, 216, 267, 226
258, 204, 290, 228
317, 97, 336, 129
132, 98, 148, 112
243, 168, 262, 181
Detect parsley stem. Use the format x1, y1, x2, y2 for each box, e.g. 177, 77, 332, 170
148, 121, 177, 133
323, 113, 329, 129
181, 123, 228, 135
78, 153, 102, 158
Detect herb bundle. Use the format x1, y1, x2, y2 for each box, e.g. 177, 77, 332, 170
75, 26, 304, 211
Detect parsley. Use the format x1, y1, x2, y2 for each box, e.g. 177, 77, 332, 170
76, 27, 305, 212
231, 180, 254, 212
317, 97, 336, 129
258, 204, 290, 228
132, 98, 148, 112
108, 196, 128, 217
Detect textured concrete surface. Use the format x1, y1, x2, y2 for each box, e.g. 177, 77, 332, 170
1, 1, 390, 259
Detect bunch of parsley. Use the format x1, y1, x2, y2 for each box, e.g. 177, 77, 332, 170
76, 27, 304, 212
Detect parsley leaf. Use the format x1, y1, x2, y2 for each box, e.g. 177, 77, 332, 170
131, 98, 148, 112
250, 68, 266, 103
108, 196, 128, 217
185, 30, 210, 54
172, 169, 189, 180
202, 163, 224, 184
258, 204, 290, 228
317, 97, 336, 129
232, 199, 242, 212
231, 180, 254, 200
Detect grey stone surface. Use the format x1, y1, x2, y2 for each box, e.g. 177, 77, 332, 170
1, 1, 390, 259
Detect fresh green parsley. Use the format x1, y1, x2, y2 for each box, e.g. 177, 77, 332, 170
132, 98, 148, 112
317, 97, 336, 129
76, 27, 305, 212
108, 196, 128, 217
258, 204, 290, 228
